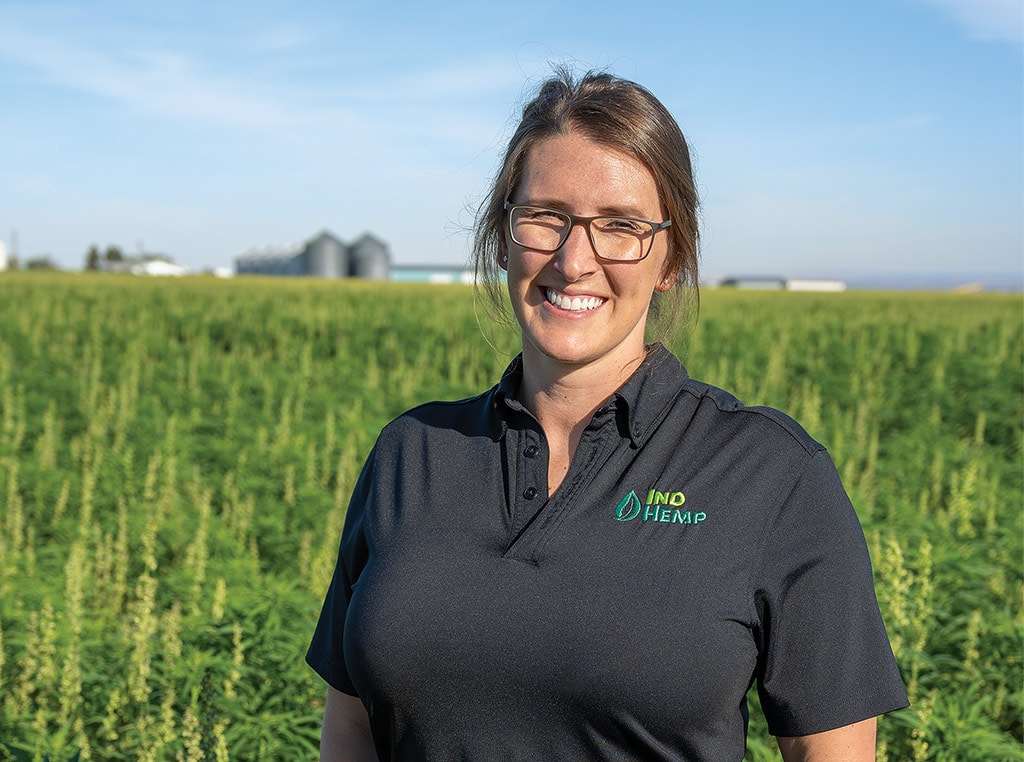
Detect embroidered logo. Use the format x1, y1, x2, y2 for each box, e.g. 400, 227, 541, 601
614, 489, 706, 525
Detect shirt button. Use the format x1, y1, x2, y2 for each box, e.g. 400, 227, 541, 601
524, 444, 539, 458
523, 487, 539, 500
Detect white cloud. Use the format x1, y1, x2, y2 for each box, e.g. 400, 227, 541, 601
0, 14, 514, 161
245, 23, 319, 53
344, 60, 522, 104
3, 174, 59, 196
0, 11, 378, 138
917, 0, 1023, 43
0, 28, 311, 132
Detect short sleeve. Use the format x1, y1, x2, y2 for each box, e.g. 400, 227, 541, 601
754, 449, 908, 736
306, 449, 375, 695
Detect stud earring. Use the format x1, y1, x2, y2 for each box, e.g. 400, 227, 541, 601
502, 255, 508, 263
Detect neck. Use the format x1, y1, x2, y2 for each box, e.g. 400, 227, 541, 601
519, 345, 648, 433
518, 345, 648, 496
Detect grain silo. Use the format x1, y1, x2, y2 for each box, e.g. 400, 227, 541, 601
305, 232, 348, 278
348, 233, 390, 280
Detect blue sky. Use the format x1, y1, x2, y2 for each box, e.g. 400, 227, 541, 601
1, 0, 1021, 282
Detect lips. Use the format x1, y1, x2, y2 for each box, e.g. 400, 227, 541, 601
545, 288, 605, 312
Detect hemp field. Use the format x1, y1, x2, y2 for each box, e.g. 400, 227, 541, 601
0, 273, 1021, 760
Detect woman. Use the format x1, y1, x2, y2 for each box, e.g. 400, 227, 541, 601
307, 69, 908, 760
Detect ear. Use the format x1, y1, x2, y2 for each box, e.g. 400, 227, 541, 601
498, 239, 509, 272
655, 270, 677, 292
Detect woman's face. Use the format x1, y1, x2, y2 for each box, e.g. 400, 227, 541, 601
504, 130, 673, 374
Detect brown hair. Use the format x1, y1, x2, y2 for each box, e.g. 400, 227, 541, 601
472, 67, 701, 343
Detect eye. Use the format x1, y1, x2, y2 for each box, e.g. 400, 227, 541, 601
519, 207, 566, 223
597, 217, 646, 234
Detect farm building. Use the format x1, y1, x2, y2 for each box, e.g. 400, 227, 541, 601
101, 254, 187, 276
717, 275, 847, 292
391, 264, 476, 285
131, 257, 187, 276
786, 278, 847, 292
718, 276, 787, 290
236, 231, 390, 279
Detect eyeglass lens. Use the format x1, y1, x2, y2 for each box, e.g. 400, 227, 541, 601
510, 207, 653, 261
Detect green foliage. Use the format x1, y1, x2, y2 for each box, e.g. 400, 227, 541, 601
23, 258, 58, 271
0, 272, 1020, 759
84, 247, 101, 272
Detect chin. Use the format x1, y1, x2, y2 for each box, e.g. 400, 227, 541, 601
527, 335, 609, 367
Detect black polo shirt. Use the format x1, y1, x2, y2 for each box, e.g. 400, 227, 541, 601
307, 345, 908, 760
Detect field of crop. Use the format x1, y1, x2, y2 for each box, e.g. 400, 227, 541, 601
0, 272, 1021, 760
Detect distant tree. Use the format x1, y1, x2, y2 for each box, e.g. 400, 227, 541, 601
104, 245, 124, 262
85, 245, 101, 271
26, 256, 58, 270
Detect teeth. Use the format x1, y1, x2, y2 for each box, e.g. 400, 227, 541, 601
546, 289, 605, 312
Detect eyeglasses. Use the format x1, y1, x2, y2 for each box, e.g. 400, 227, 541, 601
505, 202, 671, 262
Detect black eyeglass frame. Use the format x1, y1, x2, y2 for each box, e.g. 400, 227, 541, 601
504, 201, 671, 263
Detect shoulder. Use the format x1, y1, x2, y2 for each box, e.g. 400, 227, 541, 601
678, 375, 824, 459
634, 347, 822, 462
374, 387, 500, 454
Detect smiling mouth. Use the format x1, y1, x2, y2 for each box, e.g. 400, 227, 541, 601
545, 288, 606, 312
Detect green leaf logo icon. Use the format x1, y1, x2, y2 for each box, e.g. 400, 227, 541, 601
614, 490, 642, 521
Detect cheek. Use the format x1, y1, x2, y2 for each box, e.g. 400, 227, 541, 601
510, 248, 547, 281
504, 249, 529, 295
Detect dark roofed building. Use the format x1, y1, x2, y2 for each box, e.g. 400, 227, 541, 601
719, 275, 787, 290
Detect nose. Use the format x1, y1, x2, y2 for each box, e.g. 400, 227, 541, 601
553, 221, 599, 281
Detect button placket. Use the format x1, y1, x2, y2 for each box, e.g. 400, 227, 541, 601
521, 430, 544, 500
519, 407, 623, 561
504, 425, 549, 545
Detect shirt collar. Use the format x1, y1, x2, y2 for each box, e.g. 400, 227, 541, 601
493, 354, 525, 413
491, 345, 689, 447
609, 344, 689, 446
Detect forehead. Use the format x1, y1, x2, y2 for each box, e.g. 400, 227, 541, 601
517, 131, 661, 212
